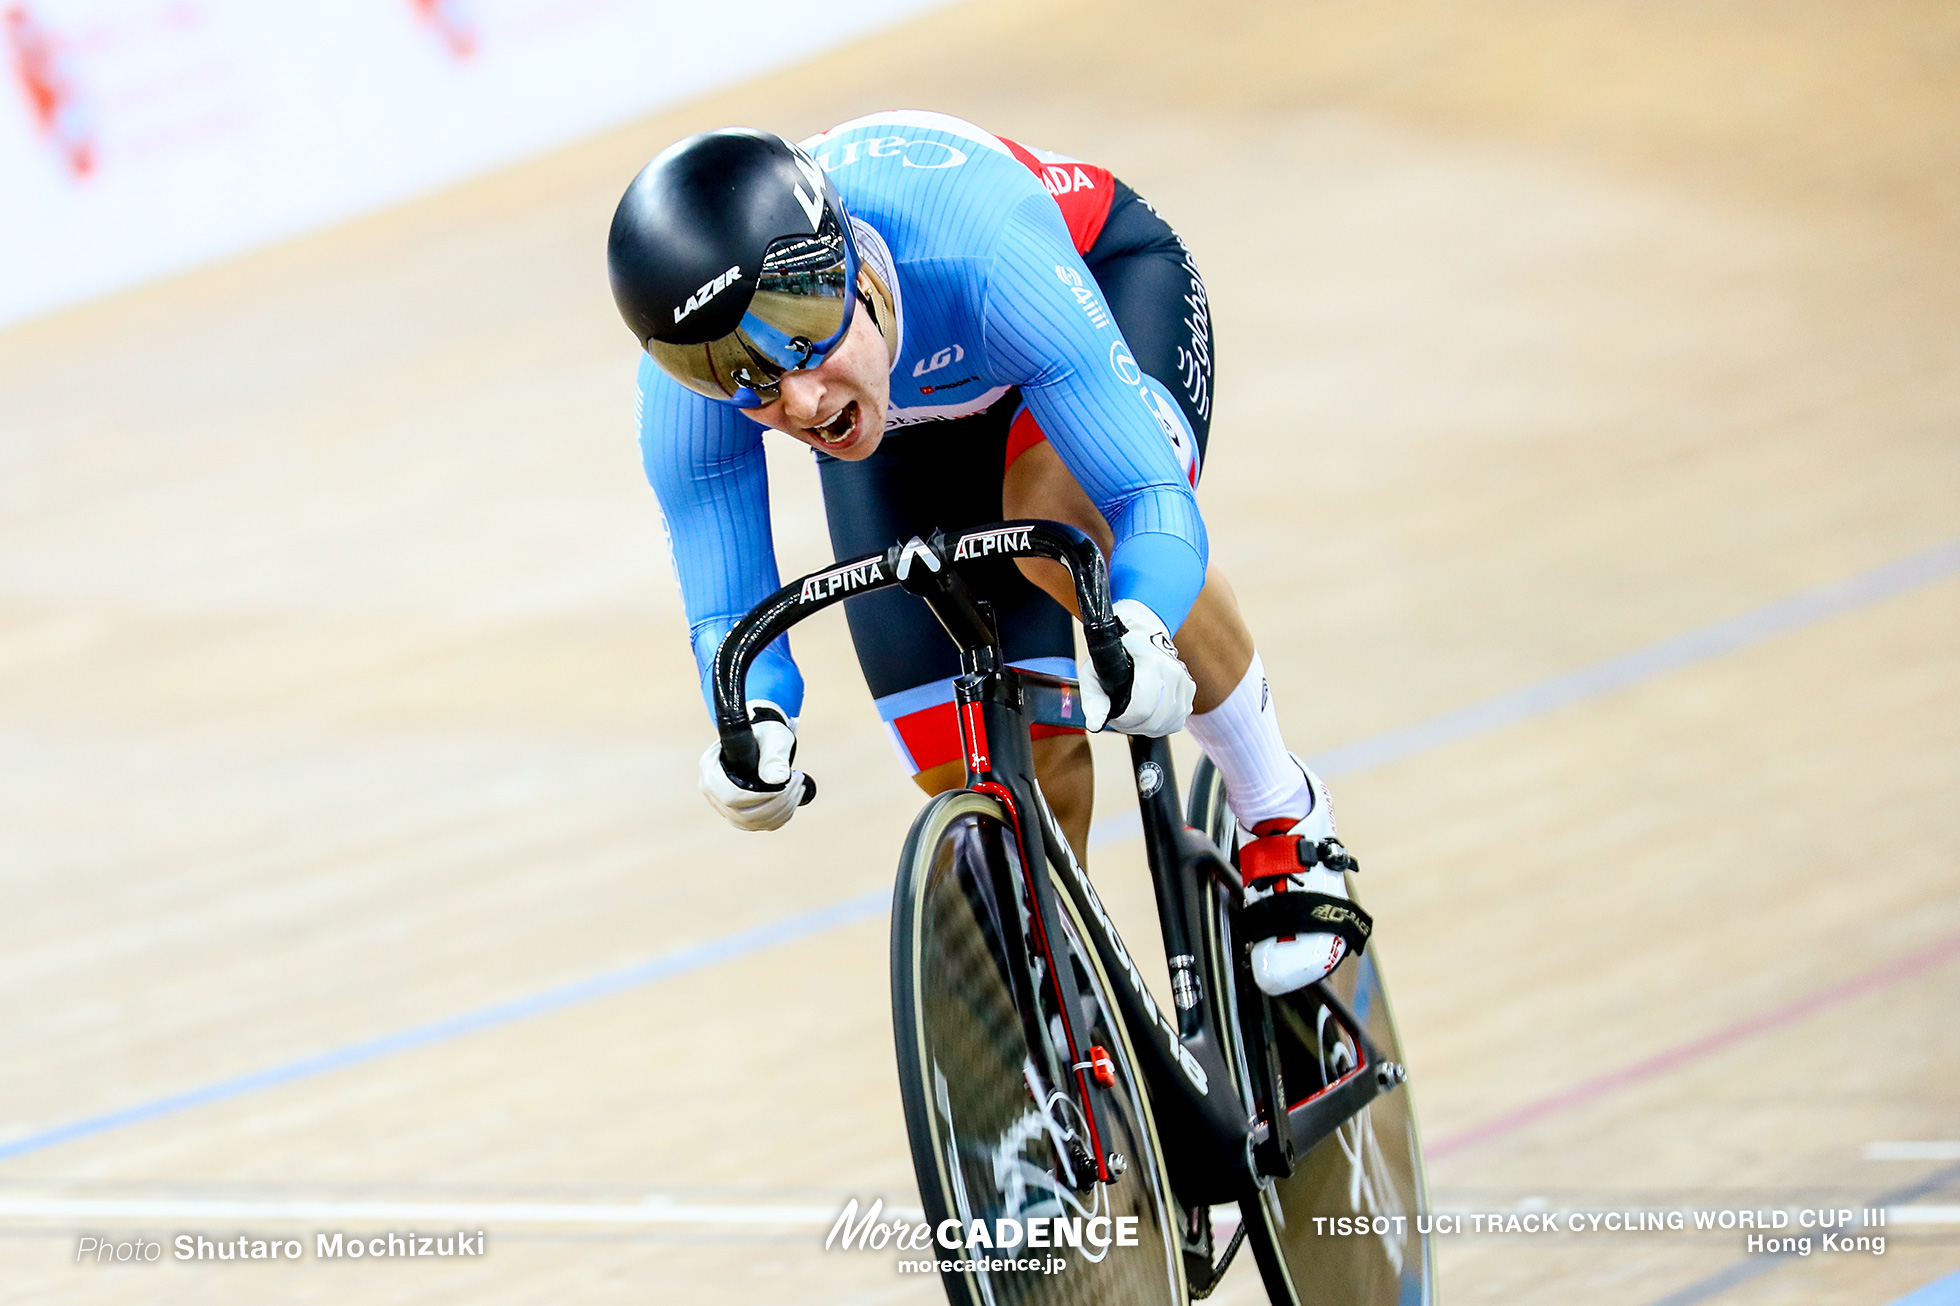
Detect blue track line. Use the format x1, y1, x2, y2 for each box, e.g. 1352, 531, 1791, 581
1307, 539, 1960, 777
4, 538, 1957, 1165
0, 890, 889, 1163
1891, 1268, 1960, 1306
1641, 1160, 1960, 1305
1088, 537, 1960, 848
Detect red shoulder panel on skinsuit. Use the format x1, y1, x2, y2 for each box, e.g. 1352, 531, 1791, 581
999, 136, 1117, 254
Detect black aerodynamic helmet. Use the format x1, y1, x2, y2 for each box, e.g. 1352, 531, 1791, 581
608, 127, 860, 407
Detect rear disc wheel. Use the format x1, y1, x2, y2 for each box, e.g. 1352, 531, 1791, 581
1188, 756, 1437, 1306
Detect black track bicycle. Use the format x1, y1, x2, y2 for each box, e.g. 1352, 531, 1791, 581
712, 521, 1434, 1305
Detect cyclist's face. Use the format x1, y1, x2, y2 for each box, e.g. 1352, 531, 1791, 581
741, 304, 891, 460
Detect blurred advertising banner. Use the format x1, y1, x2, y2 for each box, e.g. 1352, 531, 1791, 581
0, 0, 949, 328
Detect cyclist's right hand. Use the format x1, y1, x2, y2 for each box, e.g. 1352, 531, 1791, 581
700, 702, 806, 831
1082, 598, 1196, 736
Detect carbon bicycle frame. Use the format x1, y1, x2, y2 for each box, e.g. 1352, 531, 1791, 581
710, 521, 1406, 1209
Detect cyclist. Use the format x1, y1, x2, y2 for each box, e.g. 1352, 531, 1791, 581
609, 112, 1354, 995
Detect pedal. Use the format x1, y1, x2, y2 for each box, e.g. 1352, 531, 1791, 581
1180, 1203, 1214, 1274
1183, 1244, 1217, 1294
1062, 1140, 1100, 1193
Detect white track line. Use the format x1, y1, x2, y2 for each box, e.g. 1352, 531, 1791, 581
17, 1195, 1931, 1227
1868, 1142, 1960, 1161
0, 1197, 922, 1226
1889, 1207, 1960, 1225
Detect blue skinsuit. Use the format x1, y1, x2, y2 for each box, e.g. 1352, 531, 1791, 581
636, 111, 1208, 720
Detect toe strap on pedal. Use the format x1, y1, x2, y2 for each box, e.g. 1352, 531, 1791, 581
1238, 892, 1373, 954
1239, 834, 1359, 882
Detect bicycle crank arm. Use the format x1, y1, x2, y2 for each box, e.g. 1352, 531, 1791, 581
1257, 983, 1409, 1175
1270, 1057, 1407, 1160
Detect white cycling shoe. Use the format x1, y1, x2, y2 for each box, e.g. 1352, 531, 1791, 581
1238, 763, 1366, 996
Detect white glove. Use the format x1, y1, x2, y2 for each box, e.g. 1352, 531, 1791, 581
699, 701, 806, 832
1081, 599, 1196, 737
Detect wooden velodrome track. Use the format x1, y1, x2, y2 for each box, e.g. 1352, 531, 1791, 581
3, 0, 1956, 1302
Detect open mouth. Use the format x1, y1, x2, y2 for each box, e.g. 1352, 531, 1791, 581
811, 401, 858, 446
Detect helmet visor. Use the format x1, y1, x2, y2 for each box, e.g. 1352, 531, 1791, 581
647, 229, 856, 406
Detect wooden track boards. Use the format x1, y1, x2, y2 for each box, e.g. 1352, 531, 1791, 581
1, 1, 1955, 1302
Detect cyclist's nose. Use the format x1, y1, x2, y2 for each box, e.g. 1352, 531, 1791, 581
776, 369, 826, 426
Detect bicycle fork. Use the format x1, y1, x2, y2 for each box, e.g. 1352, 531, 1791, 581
953, 668, 1128, 1190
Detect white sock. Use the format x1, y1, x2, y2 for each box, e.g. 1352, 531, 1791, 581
1185, 652, 1311, 829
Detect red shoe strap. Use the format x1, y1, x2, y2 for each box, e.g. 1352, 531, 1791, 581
1240, 832, 1304, 886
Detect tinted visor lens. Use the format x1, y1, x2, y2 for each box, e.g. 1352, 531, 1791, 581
648, 230, 855, 405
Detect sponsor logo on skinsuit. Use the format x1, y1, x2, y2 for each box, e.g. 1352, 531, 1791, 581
1053, 264, 1111, 329
1039, 164, 1097, 196
1108, 340, 1141, 385
810, 135, 969, 172
1137, 385, 1199, 484
912, 343, 965, 377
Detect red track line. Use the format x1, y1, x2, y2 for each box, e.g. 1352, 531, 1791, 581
1426, 926, 1960, 1160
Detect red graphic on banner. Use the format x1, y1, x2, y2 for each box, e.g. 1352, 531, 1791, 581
411, 0, 480, 59
5, 3, 96, 178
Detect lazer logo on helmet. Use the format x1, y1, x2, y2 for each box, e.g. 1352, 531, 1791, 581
674, 265, 742, 323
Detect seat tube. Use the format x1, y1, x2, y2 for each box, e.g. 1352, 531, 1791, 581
1131, 735, 1206, 1039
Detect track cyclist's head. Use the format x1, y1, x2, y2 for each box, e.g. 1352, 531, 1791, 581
609, 127, 896, 459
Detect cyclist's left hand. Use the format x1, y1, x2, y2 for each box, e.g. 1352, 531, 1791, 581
1082, 599, 1196, 736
